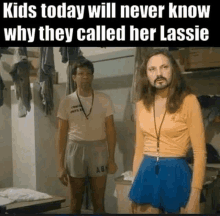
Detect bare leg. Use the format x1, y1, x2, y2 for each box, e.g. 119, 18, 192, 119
131, 202, 162, 214
180, 205, 202, 214
69, 176, 85, 214
89, 175, 107, 214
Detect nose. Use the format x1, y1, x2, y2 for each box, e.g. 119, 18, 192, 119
156, 68, 162, 76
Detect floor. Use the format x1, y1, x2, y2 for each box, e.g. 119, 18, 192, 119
43, 207, 93, 214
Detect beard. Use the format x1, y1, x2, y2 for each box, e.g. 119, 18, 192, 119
153, 76, 170, 90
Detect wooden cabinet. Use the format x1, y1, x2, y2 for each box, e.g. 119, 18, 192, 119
184, 47, 220, 70
170, 47, 220, 71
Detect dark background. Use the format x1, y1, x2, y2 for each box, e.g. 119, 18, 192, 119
0, 1, 218, 46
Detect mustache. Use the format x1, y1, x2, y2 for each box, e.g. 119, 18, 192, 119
154, 76, 167, 84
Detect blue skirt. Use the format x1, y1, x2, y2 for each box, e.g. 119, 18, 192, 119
129, 155, 193, 213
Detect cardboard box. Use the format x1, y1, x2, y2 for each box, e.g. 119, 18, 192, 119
184, 47, 220, 70
115, 176, 132, 214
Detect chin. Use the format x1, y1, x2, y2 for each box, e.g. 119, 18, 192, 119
155, 85, 168, 90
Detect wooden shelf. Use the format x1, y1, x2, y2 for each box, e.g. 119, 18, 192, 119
1, 48, 39, 58
182, 67, 220, 78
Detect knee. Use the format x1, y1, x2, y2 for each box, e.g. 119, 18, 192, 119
70, 201, 81, 214
70, 197, 83, 212
130, 203, 161, 214
92, 199, 105, 213
93, 209, 106, 214
93, 198, 104, 208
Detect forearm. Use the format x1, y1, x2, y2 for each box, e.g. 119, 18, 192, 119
57, 131, 68, 170
189, 187, 202, 201
56, 119, 68, 171
106, 127, 116, 161
191, 152, 207, 190
187, 95, 207, 190
105, 115, 117, 161
132, 147, 143, 177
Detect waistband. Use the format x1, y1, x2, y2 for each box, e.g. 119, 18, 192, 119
144, 154, 186, 160
67, 139, 106, 147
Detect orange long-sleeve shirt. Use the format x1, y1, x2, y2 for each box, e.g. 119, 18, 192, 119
134, 94, 207, 190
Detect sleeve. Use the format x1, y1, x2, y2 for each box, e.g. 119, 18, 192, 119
132, 101, 145, 176
186, 95, 207, 190
57, 98, 68, 120
105, 95, 115, 117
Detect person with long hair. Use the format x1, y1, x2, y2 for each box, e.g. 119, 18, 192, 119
129, 48, 206, 214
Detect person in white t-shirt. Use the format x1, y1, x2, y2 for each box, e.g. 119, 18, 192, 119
56, 58, 118, 214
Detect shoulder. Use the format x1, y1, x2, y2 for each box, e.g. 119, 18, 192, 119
95, 91, 112, 102
136, 99, 145, 107
136, 100, 146, 112
182, 94, 201, 113
63, 91, 77, 101
59, 92, 77, 105
183, 94, 199, 106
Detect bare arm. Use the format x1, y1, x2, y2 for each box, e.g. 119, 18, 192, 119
105, 114, 118, 174
56, 118, 69, 186
185, 95, 207, 213
132, 102, 144, 177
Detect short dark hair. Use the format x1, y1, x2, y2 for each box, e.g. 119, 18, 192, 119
138, 48, 192, 113
71, 57, 94, 76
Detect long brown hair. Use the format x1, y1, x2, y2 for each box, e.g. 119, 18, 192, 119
138, 49, 192, 113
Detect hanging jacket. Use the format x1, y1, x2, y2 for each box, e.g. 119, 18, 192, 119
0, 75, 5, 107
59, 47, 81, 63
38, 47, 55, 115
0, 49, 7, 107
0, 47, 9, 59
9, 47, 32, 117
59, 47, 83, 95
198, 95, 220, 128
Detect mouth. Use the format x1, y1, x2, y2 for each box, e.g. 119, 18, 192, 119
156, 79, 165, 83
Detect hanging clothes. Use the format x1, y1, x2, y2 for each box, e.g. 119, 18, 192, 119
38, 47, 55, 115
0, 75, 5, 107
197, 95, 220, 128
0, 48, 8, 107
9, 47, 32, 117
59, 47, 83, 95
0, 47, 9, 59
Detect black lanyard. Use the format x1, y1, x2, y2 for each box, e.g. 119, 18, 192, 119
153, 99, 167, 174
76, 90, 94, 120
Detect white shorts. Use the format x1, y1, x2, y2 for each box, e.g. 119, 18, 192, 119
65, 139, 108, 178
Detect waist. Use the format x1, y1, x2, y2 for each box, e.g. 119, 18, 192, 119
144, 153, 186, 159
67, 139, 106, 147
144, 154, 186, 160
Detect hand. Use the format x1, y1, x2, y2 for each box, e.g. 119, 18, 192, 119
107, 159, 118, 174
183, 188, 201, 214
58, 169, 68, 186
184, 199, 200, 214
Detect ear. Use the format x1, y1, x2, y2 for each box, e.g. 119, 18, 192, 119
72, 74, 76, 82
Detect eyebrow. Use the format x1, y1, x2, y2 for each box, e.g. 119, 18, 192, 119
148, 63, 169, 68
147, 66, 156, 69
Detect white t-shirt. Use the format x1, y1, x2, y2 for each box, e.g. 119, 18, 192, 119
57, 91, 114, 141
